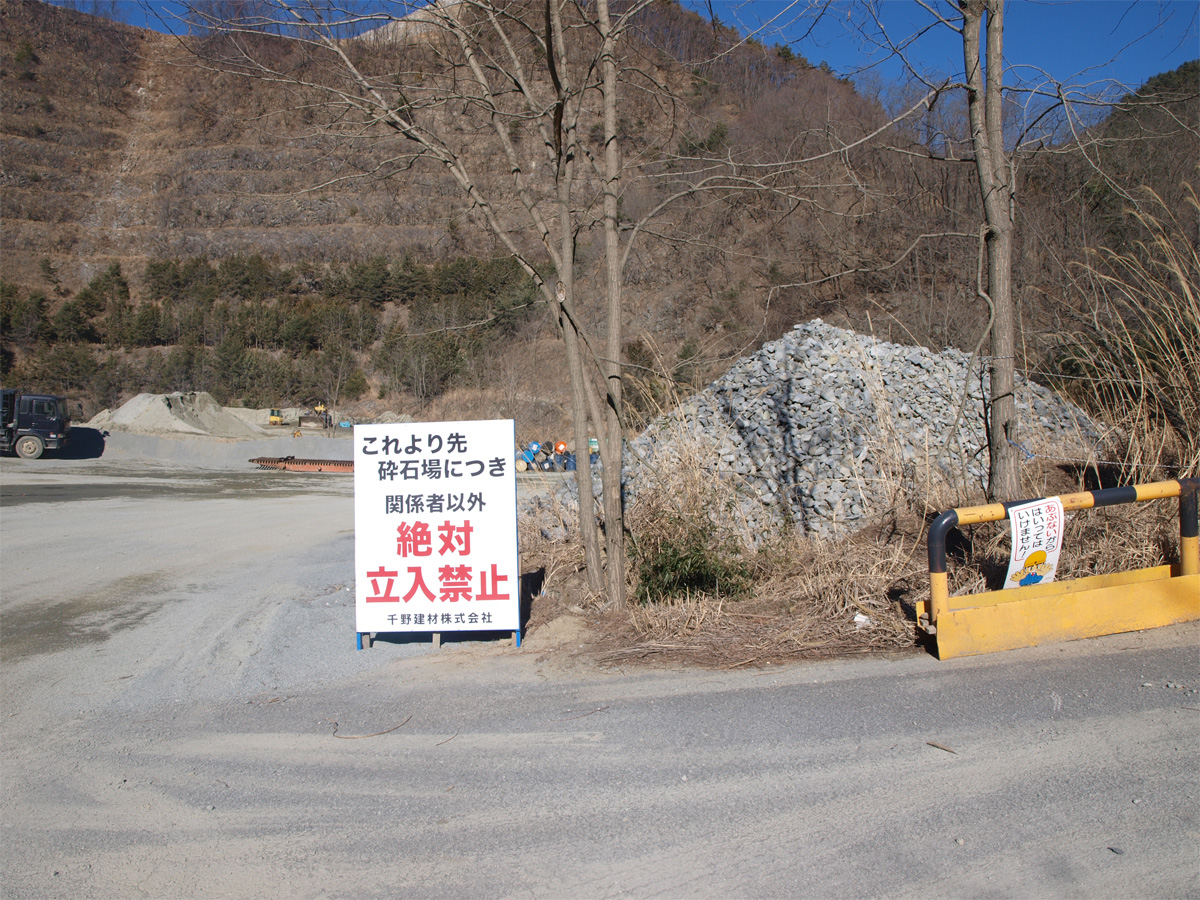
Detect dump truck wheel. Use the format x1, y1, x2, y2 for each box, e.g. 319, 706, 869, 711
15, 435, 44, 459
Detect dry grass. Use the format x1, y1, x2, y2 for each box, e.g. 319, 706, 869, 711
624, 339, 769, 566
517, 489, 597, 627
603, 364, 934, 665
1049, 185, 1200, 479
597, 515, 925, 667
588, 458, 1185, 669
939, 491, 1179, 598
522, 213, 1198, 668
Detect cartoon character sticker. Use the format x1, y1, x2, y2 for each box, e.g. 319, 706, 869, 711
1004, 498, 1065, 589
1010, 549, 1054, 586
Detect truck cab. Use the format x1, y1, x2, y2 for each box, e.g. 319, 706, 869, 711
1, 389, 71, 459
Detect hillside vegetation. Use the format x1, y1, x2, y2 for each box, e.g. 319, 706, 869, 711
1, 0, 1196, 457
2, 0, 1197, 657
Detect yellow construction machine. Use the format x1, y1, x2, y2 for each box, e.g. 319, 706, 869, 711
299, 402, 332, 429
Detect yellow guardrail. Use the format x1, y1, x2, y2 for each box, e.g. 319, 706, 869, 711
919, 478, 1199, 659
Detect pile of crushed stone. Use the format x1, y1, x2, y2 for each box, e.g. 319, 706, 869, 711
628, 320, 1102, 539
88, 392, 273, 438
539, 320, 1103, 542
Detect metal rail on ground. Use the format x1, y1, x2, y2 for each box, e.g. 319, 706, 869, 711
920, 478, 1199, 659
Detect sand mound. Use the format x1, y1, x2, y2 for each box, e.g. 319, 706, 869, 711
88, 392, 270, 438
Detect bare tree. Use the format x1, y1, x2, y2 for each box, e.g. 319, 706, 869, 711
794, 0, 1023, 499
872, 1, 1195, 498
714, 0, 1194, 501
959, 0, 1019, 499
177, 0, 677, 607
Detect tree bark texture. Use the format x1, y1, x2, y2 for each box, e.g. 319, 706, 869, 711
961, 0, 1021, 501
597, 0, 627, 609
545, 0, 605, 595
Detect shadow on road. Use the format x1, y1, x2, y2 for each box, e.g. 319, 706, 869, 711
57, 427, 107, 459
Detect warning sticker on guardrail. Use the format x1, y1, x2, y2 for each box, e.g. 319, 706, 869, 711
1005, 497, 1065, 588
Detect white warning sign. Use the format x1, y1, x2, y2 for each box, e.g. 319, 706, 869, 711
1005, 496, 1065, 589
354, 419, 519, 633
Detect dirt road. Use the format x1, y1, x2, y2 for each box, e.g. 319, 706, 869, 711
2, 436, 1197, 898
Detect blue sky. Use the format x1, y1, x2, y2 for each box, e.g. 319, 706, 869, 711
82, 0, 1198, 95
685, 1, 1198, 95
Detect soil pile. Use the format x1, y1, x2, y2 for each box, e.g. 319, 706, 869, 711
87, 392, 270, 438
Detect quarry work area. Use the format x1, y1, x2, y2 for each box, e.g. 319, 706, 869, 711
76, 321, 1105, 543
2, 1, 1196, 893
2, 430, 1196, 898
3, 326, 1196, 899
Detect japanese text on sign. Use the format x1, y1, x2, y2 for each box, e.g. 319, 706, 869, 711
355, 420, 519, 633
1004, 497, 1065, 588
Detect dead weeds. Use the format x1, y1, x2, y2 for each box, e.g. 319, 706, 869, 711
518, 458, 1186, 670
592, 506, 927, 668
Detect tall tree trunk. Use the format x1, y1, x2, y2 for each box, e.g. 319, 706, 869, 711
986, 223, 1020, 500
556, 282, 604, 594
546, 0, 604, 594
596, 0, 627, 609
962, 0, 1021, 500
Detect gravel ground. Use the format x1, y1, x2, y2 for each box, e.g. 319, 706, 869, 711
2, 433, 1197, 899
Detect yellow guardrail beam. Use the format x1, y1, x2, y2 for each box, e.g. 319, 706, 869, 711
923, 478, 1199, 659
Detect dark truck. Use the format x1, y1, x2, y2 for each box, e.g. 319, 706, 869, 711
0, 389, 71, 459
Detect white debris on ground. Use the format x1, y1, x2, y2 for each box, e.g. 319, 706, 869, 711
87, 393, 415, 438
76, 393, 417, 470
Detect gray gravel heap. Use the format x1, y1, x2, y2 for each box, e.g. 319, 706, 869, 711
618, 320, 1099, 540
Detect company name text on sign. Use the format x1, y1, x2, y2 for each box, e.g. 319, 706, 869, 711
354, 419, 519, 633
